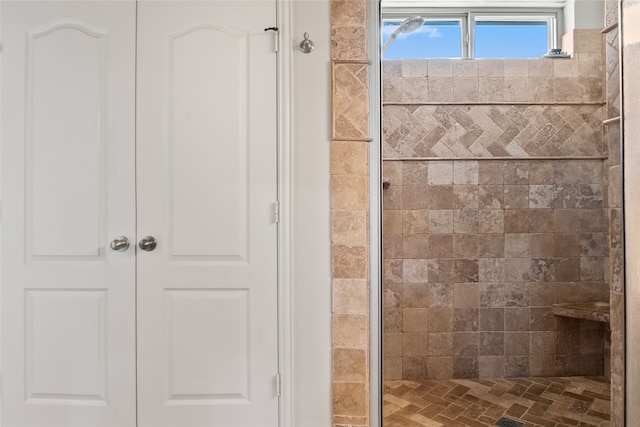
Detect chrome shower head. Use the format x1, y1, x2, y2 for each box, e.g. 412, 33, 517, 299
398, 16, 425, 34
382, 16, 425, 53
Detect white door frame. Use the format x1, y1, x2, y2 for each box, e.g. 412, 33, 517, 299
0, 1, 295, 425
276, 1, 294, 426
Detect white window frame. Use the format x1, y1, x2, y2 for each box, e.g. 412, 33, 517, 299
381, 7, 563, 59
470, 12, 559, 58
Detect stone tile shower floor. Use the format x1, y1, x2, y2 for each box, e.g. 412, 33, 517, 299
383, 376, 610, 427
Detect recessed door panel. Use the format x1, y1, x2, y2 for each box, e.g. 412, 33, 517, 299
27, 21, 106, 259
165, 289, 248, 402
167, 25, 248, 260
26, 290, 106, 402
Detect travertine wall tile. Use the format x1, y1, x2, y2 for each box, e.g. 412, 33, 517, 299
334, 313, 368, 348
334, 279, 369, 314
579, 52, 606, 78
384, 210, 403, 236
383, 159, 608, 379
331, 26, 367, 61
383, 77, 402, 103
402, 356, 428, 378
402, 59, 427, 78
562, 29, 604, 56
453, 77, 480, 102
529, 62, 554, 81
331, 0, 366, 27
333, 382, 368, 416
383, 357, 402, 380
573, 29, 605, 54
332, 244, 368, 279
454, 60, 478, 77
554, 58, 580, 78
383, 52, 605, 106
332, 210, 367, 246
609, 162, 623, 209
331, 175, 368, 210
332, 141, 369, 176
428, 59, 453, 77
478, 59, 504, 77
402, 161, 428, 184
334, 348, 367, 382
401, 78, 429, 103
504, 59, 529, 77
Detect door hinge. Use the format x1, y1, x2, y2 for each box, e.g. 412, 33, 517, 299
276, 373, 282, 397
274, 201, 280, 224
264, 26, 279, 53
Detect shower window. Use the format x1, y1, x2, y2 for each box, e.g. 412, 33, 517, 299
473, 15, 555, 58
381, 9, 560, 59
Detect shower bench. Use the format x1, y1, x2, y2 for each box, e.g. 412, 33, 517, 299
552, 302, 611, 379
552, 302, 610, 323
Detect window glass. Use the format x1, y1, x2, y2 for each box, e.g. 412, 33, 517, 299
382, 19, 463, 59
474, 19, 549, 58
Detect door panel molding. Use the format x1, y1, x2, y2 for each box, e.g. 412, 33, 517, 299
25, 289, 107, 404
25, 19, 107, 261
164, 289, 249, 404
165, 23, 249, 262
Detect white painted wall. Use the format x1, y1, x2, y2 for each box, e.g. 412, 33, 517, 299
290, 1, 332, 426
564, 0, 605, 30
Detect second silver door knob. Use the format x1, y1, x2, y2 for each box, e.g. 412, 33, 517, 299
138, 236, 157, 252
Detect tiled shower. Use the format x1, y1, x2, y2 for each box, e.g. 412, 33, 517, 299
382, 22, 622, 384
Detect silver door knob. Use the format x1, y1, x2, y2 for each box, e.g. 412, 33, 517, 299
110, 236, 130, 252
138, 236, 157, 252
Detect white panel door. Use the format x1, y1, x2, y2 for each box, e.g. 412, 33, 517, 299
2, 1, 279, 426
1, 1, 137, 427
135, 2, 279, 427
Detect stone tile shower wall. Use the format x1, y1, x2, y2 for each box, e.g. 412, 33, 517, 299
604, 1, 624, 426
383, 159, 608, 379
382, 30, 610, 380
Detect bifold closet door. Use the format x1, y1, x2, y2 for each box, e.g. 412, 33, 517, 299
2, 1, 279, 426
1, 1, 137, 426
135, 1, 280, 426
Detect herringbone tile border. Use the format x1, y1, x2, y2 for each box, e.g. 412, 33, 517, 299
383, 105, 605, 159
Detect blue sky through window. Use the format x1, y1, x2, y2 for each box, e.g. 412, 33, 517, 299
382, 20, 462, 59
475, 22, 549, 58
